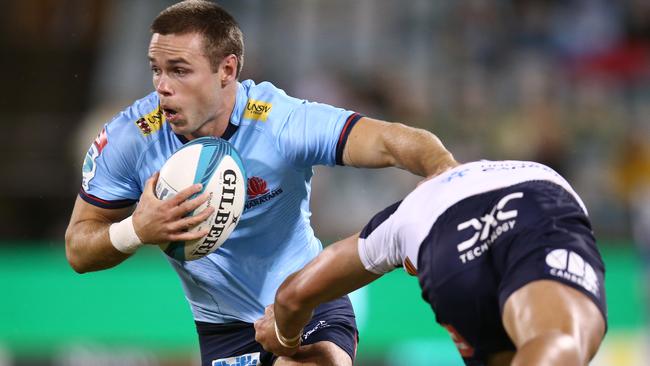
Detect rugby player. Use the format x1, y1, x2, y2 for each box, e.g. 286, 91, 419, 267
64, 1, 457, 365
255, 160, 607, 366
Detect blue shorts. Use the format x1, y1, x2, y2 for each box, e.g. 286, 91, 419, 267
417, 180, 607, 365
196, 296, 358, 366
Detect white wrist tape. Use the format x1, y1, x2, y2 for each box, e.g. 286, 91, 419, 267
109, 216, 143, 254
274, 320, 302, 348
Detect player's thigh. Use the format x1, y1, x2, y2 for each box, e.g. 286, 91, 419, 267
502, 279, 605, 360
274, 341, 352, 366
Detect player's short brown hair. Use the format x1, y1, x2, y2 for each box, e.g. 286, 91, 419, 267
151, 0, 244, 77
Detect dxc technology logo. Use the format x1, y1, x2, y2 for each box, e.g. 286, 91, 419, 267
456, 192, 523, 263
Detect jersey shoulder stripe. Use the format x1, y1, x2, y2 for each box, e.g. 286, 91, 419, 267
335, 113, 363, 165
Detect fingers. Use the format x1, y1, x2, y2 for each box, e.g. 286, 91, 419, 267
168, 228, 210, 242
170, 183, 204, 206
168, 196, 214, 231
174, 190, 211, 216
264, 304, 274, 316
143, 172, 160, 197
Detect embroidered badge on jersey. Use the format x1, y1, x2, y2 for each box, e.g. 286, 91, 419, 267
82, 127, 108, 191
135, 105, 165, 135
244, 176, 283, 210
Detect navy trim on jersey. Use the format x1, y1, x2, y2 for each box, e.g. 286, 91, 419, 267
79, 188, 137, 209
359, 200, 402, 239
174, 133, 189, 144
221, 122, 240, 140
335, 113, 363, 166
173, 122, 239, 145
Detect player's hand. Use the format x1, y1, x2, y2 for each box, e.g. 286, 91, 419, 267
254, 305, 300, 357
132, 172, 214, 244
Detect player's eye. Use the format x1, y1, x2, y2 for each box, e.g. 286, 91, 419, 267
151, 66, 161, 76
174, 68, 188, 77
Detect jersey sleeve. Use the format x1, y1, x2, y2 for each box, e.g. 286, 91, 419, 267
357, 201, 403, 274
275, 101, 362, 168
79, 120, 141, 209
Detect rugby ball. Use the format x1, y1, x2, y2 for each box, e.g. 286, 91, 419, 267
155, 137, 246, 261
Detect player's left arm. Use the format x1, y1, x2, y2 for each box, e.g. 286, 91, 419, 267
343, 117, 459, 177
254, 233, 381, 356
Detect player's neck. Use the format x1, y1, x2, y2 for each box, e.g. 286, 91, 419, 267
188, 83, 238, 140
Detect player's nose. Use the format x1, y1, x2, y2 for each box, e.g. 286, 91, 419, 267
155, 74, 173, 97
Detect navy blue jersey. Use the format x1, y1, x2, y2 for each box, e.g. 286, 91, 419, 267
358, 161, 607, 365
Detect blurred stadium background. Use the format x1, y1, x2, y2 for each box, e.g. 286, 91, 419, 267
1, 0, 649, 365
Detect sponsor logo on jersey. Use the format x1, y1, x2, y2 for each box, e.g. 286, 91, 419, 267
303, 320, 330, 341
247, 176, 269, 198
456, 192, 523, 264
212, 352, 260, 366
135, 105, 165, 135
245, 176, 283, 210
545, 249, 600, 296
243, 99, 272, 121
82, 127, 108, 190
441, 168, 470, 183
442, 324, 475, 358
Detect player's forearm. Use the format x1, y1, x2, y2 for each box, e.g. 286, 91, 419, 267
274, 280, 316, 344
384, 123, 458, 177
344, 118, 458, 177
65, 220, 131, 273
273, 235, 381, 342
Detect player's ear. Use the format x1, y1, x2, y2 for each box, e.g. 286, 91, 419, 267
220, 54, 238, 86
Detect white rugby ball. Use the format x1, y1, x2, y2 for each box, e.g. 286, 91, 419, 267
155, 137, 246, 261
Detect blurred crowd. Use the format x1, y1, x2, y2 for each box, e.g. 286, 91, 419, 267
1, 0, 649, 244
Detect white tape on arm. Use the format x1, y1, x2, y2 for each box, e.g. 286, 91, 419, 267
109, 216, 143, 254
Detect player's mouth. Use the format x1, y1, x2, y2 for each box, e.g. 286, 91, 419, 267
162, 107, 181, 122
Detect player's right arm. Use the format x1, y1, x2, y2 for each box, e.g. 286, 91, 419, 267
254, 233, 381, 356
502, 280, 606, 366
65, 174, 212, 273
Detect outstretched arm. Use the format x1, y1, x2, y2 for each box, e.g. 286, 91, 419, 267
254, 234, 381, 356
343, 117, 459, 177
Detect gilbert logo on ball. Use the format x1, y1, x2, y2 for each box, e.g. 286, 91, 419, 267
155, 137, 247, 261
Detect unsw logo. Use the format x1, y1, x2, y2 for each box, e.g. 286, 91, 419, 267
545, 249, 600, 296
456, 192, 523, 264
245, 176, 282, 210
243, 99, 272, 121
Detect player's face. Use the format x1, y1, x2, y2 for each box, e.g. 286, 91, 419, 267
148, 32, 224, 136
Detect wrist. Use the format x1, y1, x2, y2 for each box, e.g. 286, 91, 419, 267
274, 320, 302, 348
109, 216, 143, 254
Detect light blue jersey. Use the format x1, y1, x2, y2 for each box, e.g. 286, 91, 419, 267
81, 80, 362, 323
